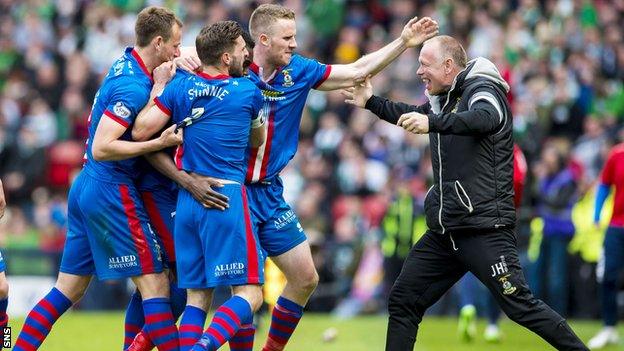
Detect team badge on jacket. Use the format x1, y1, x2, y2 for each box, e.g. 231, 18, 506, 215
498, 274, 517, 295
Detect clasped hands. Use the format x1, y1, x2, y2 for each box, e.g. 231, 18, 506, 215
397, 112, 429, 134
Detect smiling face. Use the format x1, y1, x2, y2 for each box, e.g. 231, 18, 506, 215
265, 18, 297, 67
416, 41, 451, 95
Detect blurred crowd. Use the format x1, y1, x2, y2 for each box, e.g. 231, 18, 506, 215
0, 0, 623, 317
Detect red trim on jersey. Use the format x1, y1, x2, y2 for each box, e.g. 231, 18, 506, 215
249, 62, 260, 75
312, 65, 332, 89
259, 104, 276, 180
131, 49, 154, 83
154, 97, 171, 116
242, 186, 260, 284
245, 146, 260, 183
104, 109, 130, 128
141, 191, 176, 263
197, 71, 231, 80
119, 184, 155, 274
248, 62, 282, 84
174, 145, 184, 170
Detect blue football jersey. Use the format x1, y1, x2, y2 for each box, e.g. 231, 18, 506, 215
155, 70, 264, 183
135, 146, 176, 192
83, 47, 153, 184
245, 54, 330, 183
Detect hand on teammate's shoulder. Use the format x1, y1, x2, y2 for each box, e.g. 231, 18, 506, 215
153, 61, 177, 84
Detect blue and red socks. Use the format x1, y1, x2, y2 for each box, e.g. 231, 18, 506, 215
0, 297, 8, 329
124, 291, 144, 349
179, 305, 207, 351
170, 283, 188, 319
126, 283, 187, 351
142, 297, 179, 351
262, 296, 303, 351
13, 287, 72, 351
229, 313, 255, 351
190, 295, 252, 351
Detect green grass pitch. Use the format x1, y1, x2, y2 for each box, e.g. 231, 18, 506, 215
8, 313, 623, 350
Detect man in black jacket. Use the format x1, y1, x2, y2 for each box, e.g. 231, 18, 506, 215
343, 35, 588, 351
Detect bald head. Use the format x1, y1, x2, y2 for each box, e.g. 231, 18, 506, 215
416, 35, 467, 95
424, 35, 467, 69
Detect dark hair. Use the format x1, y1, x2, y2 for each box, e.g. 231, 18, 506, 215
242, 30, 255, 49
196, 21, 243, 66
135, 6, 183, 47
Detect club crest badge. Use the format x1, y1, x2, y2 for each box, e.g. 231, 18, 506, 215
498, 274, 517, 295
282, 69, 294, 87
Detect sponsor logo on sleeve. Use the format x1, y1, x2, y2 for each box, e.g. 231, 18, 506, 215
113, 102, 132, 118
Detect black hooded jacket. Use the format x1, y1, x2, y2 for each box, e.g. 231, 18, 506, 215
366, 57, 515, 234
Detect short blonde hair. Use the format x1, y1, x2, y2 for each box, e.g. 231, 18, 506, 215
426, 35, 467, 68
249, 4, 295, 39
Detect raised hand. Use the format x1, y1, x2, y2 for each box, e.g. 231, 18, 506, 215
174, 55, 201, 73
400, 17, 439, 48
342, 76, 373, 108
153, 61, 176, 85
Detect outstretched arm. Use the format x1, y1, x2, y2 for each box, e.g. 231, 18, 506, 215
316, 17, 438, 91
343, 77, 430, 125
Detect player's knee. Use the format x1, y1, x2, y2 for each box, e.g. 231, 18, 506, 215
294, 268, 319, 295
55, 273, 90, 303
135, 272, 170, 299
235, 286, 263, 312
